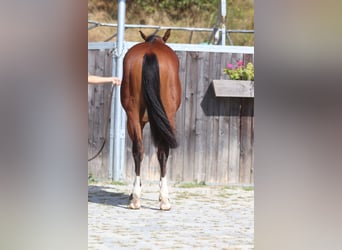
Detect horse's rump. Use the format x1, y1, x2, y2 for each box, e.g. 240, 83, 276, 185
142, 52, 178, 148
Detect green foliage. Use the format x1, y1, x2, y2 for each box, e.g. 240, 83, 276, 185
134, 0, 217, 10
133, 0, 218, 17
242, 186, 254, 191
88, 173, 97, 183
224, 61, 254, 80
177, 181, 206, 188
111, 181, 126, 186
89, 0, 254, 45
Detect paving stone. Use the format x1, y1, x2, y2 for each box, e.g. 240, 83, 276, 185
88, 182, 254, 249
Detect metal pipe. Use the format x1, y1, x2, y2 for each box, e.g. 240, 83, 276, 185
221, 0, 226, 46
221, 24, 226, 46
88, 20, 254, 34
110, 0, 126, 181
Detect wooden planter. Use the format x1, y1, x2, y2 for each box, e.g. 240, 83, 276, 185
211, 80, 254, 98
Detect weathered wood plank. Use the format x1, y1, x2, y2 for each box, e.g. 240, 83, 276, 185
216, 98, 230, 184
203, 53, 219, 184
169, 51, 187, 182
88, 51, 97, 174
228, 98, 241, 184
182, 51, 199, 182
216, 53, 231, 184
101, 50, 113, 177
191, 52, 207, 183
212, 80, 254, 97
239, 98, 254, 184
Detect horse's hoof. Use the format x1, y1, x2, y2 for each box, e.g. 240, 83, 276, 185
128, 194, 141, 209
128, 201, 141, 209
160, 199, 171, 211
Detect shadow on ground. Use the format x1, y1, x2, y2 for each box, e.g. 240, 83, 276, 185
88, 185, 165, 211
88, 185, 130, 209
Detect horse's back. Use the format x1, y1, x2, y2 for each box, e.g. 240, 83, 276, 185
121, 40, 181, 116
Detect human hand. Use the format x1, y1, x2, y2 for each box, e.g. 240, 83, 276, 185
112, 77, 121, 85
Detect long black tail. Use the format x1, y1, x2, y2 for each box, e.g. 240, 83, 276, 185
142, 53, 178, 148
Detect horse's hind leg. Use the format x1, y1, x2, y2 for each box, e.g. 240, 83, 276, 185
128, 120, 144, 209
158, 143, 171, 210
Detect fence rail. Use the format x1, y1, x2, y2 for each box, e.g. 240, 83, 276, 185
88, 20, 254, 44
88, 20, 254, 34
88, 42, 254, 184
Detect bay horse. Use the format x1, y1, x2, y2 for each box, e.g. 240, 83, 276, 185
121, 29, 181, 210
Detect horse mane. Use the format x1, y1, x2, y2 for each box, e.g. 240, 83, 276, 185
145, 35, 162, 43
139, 29, 171, 43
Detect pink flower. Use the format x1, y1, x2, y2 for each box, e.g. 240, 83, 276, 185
237, 60, 244, 67
227, 63, 233, 69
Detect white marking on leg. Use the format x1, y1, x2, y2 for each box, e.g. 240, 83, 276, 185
159, 177, 171, 210
129, 176, 142, 209
133, 176, 141, 198
159, 177, 169, 200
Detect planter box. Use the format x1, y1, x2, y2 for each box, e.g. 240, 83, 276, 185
211, 80, 254, 98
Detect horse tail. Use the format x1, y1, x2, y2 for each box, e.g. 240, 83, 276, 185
142, 53, 178, 148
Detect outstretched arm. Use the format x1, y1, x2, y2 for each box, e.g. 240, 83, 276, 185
88, 75, 121, 85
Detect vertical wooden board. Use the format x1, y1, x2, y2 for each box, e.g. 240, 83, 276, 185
88, 84, 95, 173
182, 51, 199, 182
239, 98, 254, 184
220, 53, 232, 184
204, 52, 220, 184
216, 53, 230, 183
250, 121, 254, 185
213, 53, 226, 183
88, 50, 96, 75
175, 51, 188, 180
214, 51, 223, 79
104, 50, 113, 76
216, 98, 230, 184
89, 52, 102, 176
189, 51, 203, 181
95, 51, 108, 178
92, 86, 104, 178
91, 53, 101, 172
101, 51, 113, 176
88, 51, 96, 174
168, 51, 187, 182
227, 98, 241, 184
181, 51, 192, 181
99, 83, 112, 178
204, 116, 218, 184
193, 52, 209, 183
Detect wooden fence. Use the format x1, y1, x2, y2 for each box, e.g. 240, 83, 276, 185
88, 46, 254, 185
88, 50, 113, 179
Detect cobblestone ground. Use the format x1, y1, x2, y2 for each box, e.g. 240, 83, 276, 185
88, 181, 254, 250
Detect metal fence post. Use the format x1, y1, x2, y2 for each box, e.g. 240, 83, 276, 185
221, 0, 226, 46
110, 0, 126, 181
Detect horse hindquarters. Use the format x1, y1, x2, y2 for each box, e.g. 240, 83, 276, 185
142, 53, 178, 210
142, 53, 178, 149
